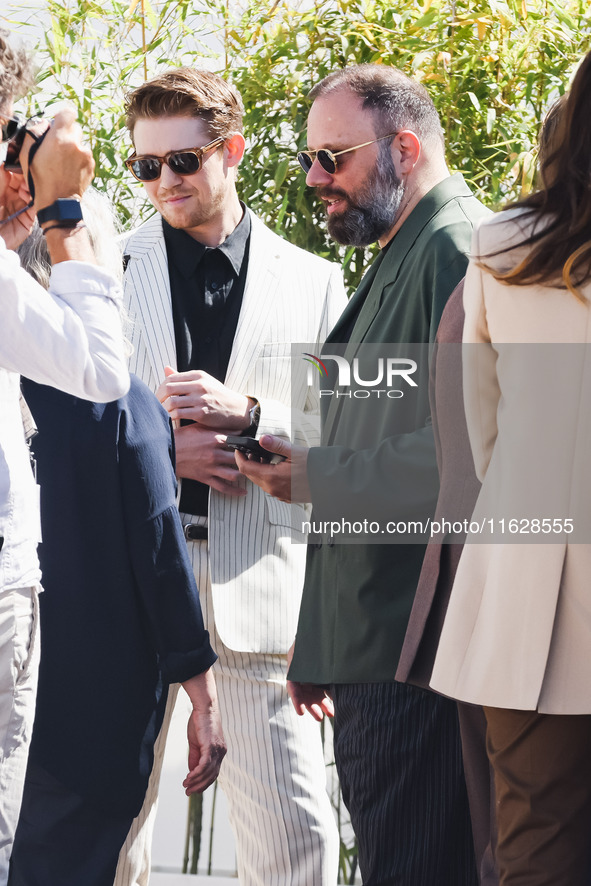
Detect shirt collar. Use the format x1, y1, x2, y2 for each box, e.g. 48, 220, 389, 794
216, 203, 251, 276
162, 203, 251, 279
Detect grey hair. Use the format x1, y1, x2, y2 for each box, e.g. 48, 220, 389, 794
0, 30, 35, 109
17, 188, 132, 355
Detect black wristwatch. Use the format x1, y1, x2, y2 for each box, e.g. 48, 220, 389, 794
242, 398, 261, 436
37, 198, 83, 228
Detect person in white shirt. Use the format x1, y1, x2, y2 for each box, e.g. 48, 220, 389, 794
0, 29, 129, 882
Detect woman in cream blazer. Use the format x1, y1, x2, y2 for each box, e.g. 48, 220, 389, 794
431, 52, 591, 886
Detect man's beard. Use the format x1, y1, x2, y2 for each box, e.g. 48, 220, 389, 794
326, 145, 405, 246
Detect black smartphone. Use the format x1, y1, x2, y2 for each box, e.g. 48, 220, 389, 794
225, 435, 286, 464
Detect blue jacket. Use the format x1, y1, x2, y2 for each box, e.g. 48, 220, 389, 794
22, 374, 216, 818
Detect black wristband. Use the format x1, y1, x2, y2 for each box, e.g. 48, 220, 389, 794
41, 221, 86, 235
37, 198, 83, 227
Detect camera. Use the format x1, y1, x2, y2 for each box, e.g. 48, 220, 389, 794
1, 115, 44, 172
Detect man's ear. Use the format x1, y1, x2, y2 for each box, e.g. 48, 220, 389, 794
393, 130, 421, 176
225, 132, 246, 167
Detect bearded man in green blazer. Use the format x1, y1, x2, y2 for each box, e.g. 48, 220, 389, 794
238, 64, 490, 886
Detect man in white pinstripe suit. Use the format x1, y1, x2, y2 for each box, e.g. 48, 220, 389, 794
114, 68, 346, 886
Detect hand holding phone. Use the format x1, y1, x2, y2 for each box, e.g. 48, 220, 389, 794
225, 435, 286, 464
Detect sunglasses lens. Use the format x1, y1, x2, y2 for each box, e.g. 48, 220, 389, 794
168, 151, 200, 176
317, 150, 337, 174
2, 122, 28, 171
1, 118, 20, 142
4, 141, 20, 168
297, 151, 313, 173
131, 157, 161, 181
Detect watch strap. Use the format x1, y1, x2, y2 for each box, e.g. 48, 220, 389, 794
242, 397, 261, 437
37, 198, 83, 228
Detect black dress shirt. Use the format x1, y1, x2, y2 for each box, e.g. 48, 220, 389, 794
163, 208, 251, 516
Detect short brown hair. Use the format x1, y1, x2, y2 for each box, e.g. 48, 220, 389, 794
0, 29, 35, 111
310, 64, 443, 147
125, 67, 244, 140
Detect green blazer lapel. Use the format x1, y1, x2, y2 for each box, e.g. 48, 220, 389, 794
322, 265, 376, 439
326, 256, 379, 345
346, 175, 473, 350
322, 222, 420, 438
321, 176, 471, 442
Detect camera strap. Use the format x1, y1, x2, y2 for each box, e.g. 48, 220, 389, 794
25, 127, 49, 204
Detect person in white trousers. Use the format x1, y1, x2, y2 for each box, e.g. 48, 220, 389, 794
0, 28, 129, 884
115, 67, 345, 886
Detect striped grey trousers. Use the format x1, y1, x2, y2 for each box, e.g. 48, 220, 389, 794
115, 528, 339, 886
332, 680, 477, 886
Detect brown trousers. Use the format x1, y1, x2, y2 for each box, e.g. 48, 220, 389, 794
458, 703, 498, 885
484, 707, 591, 886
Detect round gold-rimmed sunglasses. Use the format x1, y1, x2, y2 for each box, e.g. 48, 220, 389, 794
125, 136, 225, 182
297, 132, 399, 175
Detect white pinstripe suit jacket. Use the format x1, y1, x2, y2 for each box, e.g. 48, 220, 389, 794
122, 209, 347, 654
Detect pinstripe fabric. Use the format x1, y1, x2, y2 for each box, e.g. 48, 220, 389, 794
122, 210, 347, 653
116, 527, 339, 886
114, 734, 166, 886
331, 682, 477, 886
115, 212, 345, 885
195, 537, 338, 885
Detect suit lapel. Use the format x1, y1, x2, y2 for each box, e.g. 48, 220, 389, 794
322, 177, 468, 440
225, 211, 280, 391
322, 249, 391, 439
124, 214, 177, 380
345, 208, 432, 346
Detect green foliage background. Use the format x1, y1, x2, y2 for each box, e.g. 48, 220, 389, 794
4, 0, 591, 292
3, 0, 591, 879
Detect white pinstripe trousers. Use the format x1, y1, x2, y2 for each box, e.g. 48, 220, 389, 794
115, 526, 339, 886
